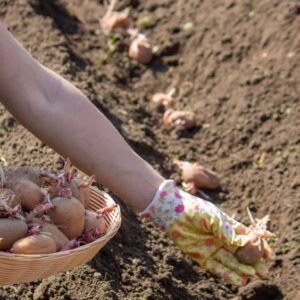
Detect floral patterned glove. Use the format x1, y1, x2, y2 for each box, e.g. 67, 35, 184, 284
140, 180, 274, 286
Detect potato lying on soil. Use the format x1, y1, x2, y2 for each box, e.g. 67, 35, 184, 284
100, 9, 130, 30
0, 218, 28, 250
33, 218, 69, 250
129, 34, 153, 64
173, 160, 220, 194
11, 234, 57, 255
152, 93, 175, 107
49, 197, 85, 239
13, 180, 44, 210
5, 166, 41, 189
163, 109, 196, 129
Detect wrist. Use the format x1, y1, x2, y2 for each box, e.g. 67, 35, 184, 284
123, 158, 165, 212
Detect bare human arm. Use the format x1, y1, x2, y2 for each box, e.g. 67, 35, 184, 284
0, 22, 164, 211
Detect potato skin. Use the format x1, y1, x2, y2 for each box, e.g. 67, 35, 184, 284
67, 179, 92, 208
33, 218, 69, 250
78, 186, 89, 208
49, 197, 85, 239
65, 180, 86, 206
0, 219, 28, 250
163, 110, 196, 129
68, 180, 79, 199
14, 180, 44, 210
5, 166, 41, 189
129, 37, 153, 64
42, 178, 86, 206
11, 234, 56, 254
84, 210, 106, 235
235, 239, 264, 265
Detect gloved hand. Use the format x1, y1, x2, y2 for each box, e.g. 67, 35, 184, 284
140, 180, 274, 286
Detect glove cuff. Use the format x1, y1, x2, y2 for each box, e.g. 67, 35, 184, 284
139, 179, 185, 230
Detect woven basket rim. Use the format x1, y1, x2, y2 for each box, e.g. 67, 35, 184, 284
0, 186, 121, 259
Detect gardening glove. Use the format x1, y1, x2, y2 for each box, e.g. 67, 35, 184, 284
140, 180, 274, 286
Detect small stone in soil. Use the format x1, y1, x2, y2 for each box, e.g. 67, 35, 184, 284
93, 272, 102, 278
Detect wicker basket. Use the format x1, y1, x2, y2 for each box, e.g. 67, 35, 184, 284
0, 187, 121, 286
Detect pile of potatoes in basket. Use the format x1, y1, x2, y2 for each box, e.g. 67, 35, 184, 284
0, 159, 116, 255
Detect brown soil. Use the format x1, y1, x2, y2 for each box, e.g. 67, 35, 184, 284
0, 0, 299, 299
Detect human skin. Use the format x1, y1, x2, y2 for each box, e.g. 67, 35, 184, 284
0, 22, 164, 211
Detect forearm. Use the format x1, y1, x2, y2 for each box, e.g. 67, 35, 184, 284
0, 23, 164, 211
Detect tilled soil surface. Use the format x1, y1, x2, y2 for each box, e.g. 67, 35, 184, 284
0, 0, 299, 299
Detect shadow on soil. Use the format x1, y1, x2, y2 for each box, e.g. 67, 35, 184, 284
88, 199, 203, 300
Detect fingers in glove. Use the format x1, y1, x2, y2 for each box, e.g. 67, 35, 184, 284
182, 238, 223, 262
167, 221, 212, 249
223, 216, 253, 247
262, 238, 275, 261
253, 259, 269, 279
205, 258, 249, 286
226, 215, 251, 235
210, 212, 251, 248
213, 248, 255, 277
